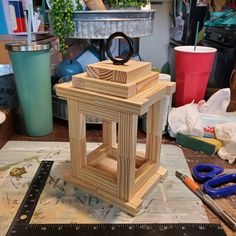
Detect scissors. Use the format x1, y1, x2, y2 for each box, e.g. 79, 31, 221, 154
192, 164, 236, 198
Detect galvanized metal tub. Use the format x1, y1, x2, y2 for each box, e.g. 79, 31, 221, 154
71, 10, 156, 39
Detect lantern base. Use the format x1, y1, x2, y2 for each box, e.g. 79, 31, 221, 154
64, 165, 167, 216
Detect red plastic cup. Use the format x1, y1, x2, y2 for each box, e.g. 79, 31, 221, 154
175, 46, 217, 107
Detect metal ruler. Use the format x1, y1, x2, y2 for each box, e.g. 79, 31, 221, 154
6, 160, 227, 236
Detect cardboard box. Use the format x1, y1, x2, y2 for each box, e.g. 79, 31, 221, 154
0, 107, 14, 148
0, 39, 25, 64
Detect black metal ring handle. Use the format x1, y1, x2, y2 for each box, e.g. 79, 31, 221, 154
106, 32, 134, 65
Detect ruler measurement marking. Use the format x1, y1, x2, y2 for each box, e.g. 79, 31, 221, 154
6, 161, 54, 235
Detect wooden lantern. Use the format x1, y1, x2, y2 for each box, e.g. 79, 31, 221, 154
56, 60, 175, 216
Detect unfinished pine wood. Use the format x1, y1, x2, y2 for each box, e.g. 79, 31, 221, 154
102, 120, 116, 154
67, 100, 85, 139
117, 113, 138, 201
69, 138, 86, 178
135, 167, 167, 199
56, 81, 175, 116
135, 153, 146, 168
67, 100, 86, 178
92, 158, 117, 178
145, 99, 164, 169
64, 164, 167, 216
110, 147, 146, 168
86, 145, 117, 177
79, 102, 119, 122
72, 71, 159, 98
135, 160, 155, 180
56, 62, 176, 215
57, 82, 144, 114
87, 144, 108, 165
164, 81, 176, 118
73, 72, 136, 98
96, 188, 143, 216
87, 60, 152, 83
85, 165, 116, 184
135, 163, 157, 193
64, 170, 143, 216
80, 168, 117, 196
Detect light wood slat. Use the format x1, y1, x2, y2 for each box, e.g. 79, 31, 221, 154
151, 100, 164, 165
69, 138, 86, 178
72, 71, 159, 98
135, 166, 168, 199
118, 113, 138, 158
117, 158, 136, 201
65, 169, 117, 201
145, 104, 153, 161
87, 60, 152, 83
67, 100, 85, 140
80, 169, 117, 196
67, 100, 86, 178
136, 73, 157, 92
64, 170, 97, 192
56, 81, 175, 116
163, 80, 176, 118
91, 158, 117, 178
79, 102, 119, 122
145, 99, 164, 167
57, 81, 175, 106
134, 161, 157, 193
64, 170, 142, 216
117, 113, 138, 201
96, 189, 142, 216
85, 165, 117, 183
135, 160, 155, 180
56, 83, 143, 114
85, 82, 136, 97
135, 85, 166, 116
103, 120, 117, 154
74, 78, 85, 89
87, 144, 108, 165
79, 173, 117, 196
111, 146, 145, 168
110, 146, 118, 160
134, 154, 146, 168
161, 80, 176, 95
73, 72, 136, 98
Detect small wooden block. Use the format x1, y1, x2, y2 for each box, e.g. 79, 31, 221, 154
72, 71, 159, 98
87, 60, 152, 83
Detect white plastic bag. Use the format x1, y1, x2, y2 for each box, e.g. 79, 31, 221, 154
215, 122, 236, 164
168, 88, 232, 138
198, 88, 231, 115
168, 102, 200, 137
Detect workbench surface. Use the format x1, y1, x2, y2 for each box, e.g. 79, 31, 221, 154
4, 119, 236, 236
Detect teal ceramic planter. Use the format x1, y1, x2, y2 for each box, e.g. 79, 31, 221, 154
56, 59, 83, 78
